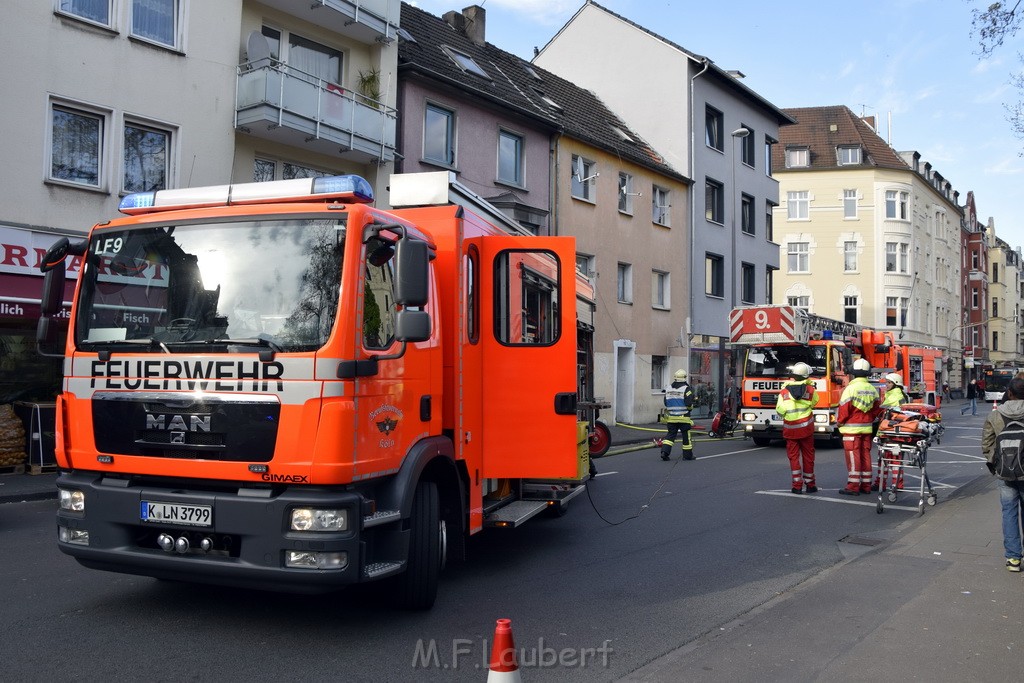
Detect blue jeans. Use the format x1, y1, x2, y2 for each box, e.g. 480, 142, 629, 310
962, 398, 977, 415
998, 480, 1024, 560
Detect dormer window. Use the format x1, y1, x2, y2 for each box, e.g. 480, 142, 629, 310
532, 88, 562, 113
786, 146, 809, 168
837, 145, 862, 166
442, 45, 489, 79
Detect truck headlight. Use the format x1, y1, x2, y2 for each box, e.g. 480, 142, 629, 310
285, 550, 348, 569
59, 489, 85, 512
58, 526, 90, 545
814, 414, 829, 424
290, 508, 348, 532
742, 413, 756, 422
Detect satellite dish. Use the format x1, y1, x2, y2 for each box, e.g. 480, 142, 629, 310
246, 30, 272, 67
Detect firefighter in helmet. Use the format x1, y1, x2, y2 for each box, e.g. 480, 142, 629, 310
775, 362, 818, 493
837, 358, 881, 495
660, 369, 695, 461
872, 372, 910, 492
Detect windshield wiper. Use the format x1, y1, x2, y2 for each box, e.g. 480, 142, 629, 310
207, 335, 283, 361
89, 338, 172, 361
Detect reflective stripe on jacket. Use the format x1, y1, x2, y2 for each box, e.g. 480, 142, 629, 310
664, 381, 694, 422
881, 387, 908, 409
838, 376, 880, 434
775, 379, 817, 439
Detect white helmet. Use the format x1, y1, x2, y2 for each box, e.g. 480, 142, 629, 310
791, 362, 811, 378
673, 369, 688, 381
885, 373, 903, 387
852, 358, 871, 376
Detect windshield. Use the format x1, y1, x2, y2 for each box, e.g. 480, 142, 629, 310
744, 345, 828, 378
75, 218, 345, 353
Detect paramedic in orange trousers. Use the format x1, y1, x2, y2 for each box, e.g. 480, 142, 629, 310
837, 358, 882, 495
774, 362, 818, 494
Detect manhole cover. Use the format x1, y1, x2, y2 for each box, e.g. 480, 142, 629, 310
839, 535, 884, 546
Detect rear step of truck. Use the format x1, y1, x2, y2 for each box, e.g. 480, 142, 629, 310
484, 484, 587, 528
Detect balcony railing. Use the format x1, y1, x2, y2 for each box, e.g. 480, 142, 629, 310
235, 61, 397, 165
257, 0, 401, 45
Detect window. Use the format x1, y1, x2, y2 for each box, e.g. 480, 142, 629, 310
424, 104, 455, 166
787, 242, 809, 273
765, 266, 775, 303
705, 179, 724, 224
442, 46, 490, 79
705, 106, 723, 151
765, 201, 775, 241
994, 331, 1000, 352
362, 236, 397, 349
741, 263, 755, 304
764, 137, 776, 177
886, 242, 897, 272
283, 162, 330, 179
899, 243, 909, 273
617, 263, 633, 304
571, 155, 596, 202
837, 146, 862, 165
993, 263, 1000, 283
131, 0, 180, 49
740, 128, 755, 166
254, 158, 276, 182
843, 241, 858, 272
885, 297, 904, 326
49, 102, 104, 188
885, 190, 909, 219
651, 355, 667, 391
741, 194, 754, 235
786, 147, 809, 168
495, 250, 561, 345
705, 254, 724, 297
971, 287, 979, 309
994, 299, 1000, 317
123, 121, 170, 193
652, 185, 670, 226
844, 296, 858, 324
652, 270, 670, 309
284, 33, 342, 85
58, 0, 110, 25
254, 158, 333, 182
843, 189, 857, 218
618, 172, 635, 214
576, 254, 595, 282
787, 191, 809, 219
497, 130, 523, 186
788, 295, 809, 311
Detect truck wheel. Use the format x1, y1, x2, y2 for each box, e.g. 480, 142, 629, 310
752, 436, 772, 447
589, 421, 612, 458
397, 480, 443, 610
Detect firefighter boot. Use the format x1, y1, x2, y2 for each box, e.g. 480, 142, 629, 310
791, 469, 803, 494
660, 440, 672, 461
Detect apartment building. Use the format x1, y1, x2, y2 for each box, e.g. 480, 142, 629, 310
773, 105, 963, 387
534, 0, 792, 412
1, 0, 400, 403
397, 4, 691, 422
986, 227, 1024, 364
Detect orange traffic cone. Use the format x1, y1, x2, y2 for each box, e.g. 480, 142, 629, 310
487, 618, 521, 682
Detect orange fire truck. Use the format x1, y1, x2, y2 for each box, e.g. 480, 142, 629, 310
37, 171, 598, 609
728, 305, 939, 446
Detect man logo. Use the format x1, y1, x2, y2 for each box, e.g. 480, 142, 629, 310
146, 414, 212, 432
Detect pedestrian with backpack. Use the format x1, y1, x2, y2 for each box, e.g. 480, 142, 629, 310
981, 376, 1024, 572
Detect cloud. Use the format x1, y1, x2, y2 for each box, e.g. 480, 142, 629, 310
974, 84, 1011, 104
973, 57, 1004, 74
985, 156, 1024, 175
838, 61, 856, 78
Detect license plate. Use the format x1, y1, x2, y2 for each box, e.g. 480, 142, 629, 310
141, 501, 213, 527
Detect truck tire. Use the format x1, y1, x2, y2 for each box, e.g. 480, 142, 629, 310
589, 421, 612, 458
752, 436, 772, 447
397, 480, 443, 610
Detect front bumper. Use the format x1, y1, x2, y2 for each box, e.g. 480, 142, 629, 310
55, 471, 395, 593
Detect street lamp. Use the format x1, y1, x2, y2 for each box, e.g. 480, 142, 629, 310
718, 127, 750, 412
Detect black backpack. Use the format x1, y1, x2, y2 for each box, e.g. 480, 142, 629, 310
993, 418, 1024, 481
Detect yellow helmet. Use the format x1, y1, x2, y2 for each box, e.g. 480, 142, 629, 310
673, 369, 688, 381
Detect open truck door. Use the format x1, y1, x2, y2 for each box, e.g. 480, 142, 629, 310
475, 235, 580, 479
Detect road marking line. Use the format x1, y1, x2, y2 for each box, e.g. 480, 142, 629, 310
757, 489, 925, 511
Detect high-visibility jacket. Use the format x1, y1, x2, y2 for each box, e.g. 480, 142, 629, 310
881, 386, 909, 409
775, 378, 817, 439
838, 376, 880, 434
663, 381, 694, 422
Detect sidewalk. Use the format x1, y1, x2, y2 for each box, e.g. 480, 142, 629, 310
625, 473, 1020, 681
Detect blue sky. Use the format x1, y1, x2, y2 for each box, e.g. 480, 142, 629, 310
410, 0, 1024, 250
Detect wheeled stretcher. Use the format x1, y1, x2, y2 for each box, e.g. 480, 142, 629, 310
872, 404, 942, 515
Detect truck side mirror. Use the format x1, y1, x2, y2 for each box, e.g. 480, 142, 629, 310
394, 239, 429, 307
395, 309, 430, 342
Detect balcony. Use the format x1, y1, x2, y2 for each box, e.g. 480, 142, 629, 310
257, 0, 401, 45
235, 62, 397, 165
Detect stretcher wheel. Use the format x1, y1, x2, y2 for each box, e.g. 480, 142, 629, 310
927, 494, 937, 506
887, 490, 898, 503
876, 495, 884, 514
917, 499, 926, 516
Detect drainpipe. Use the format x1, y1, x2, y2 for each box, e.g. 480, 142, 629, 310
551, 131, 562, 236
688, 57, 710, 377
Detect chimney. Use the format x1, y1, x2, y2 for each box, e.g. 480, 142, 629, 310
862, 115, 876, 131
443, 5, 486, 45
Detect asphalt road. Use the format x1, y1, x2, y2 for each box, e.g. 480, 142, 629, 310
0, 413, 989, 681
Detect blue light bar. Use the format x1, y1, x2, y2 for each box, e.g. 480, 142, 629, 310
821, 330, 834, 340
118, 174, 374, 215
313, 175, 374, 202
